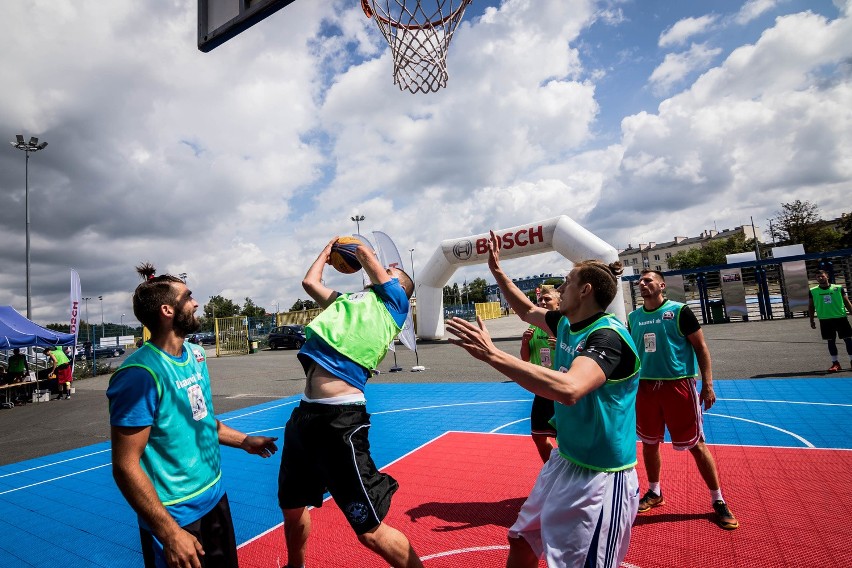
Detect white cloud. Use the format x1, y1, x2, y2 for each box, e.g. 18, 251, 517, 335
734, 0, 778, 25
649, 43, 723, 94
0, 0, 850, 325
659, 15, 718, 47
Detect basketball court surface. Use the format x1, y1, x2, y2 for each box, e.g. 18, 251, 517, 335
1, 378, 851, 567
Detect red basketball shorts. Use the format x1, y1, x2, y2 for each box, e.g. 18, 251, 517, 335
636, 377, 703, 450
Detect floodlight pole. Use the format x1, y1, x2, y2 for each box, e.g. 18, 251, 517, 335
82, 297, 91, 342
121, 314, 125, 336
351, 214, 365, 235
99, 295, 104, 338
10, 135, 48, 320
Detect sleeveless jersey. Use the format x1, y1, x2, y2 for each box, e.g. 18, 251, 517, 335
306, 290, 402, 371
552, 314, 640, 472
526, 325, 554, 368
628, 300, 698, 381
810, 285, 848, 319
110, 343, 220, 506
50, 347, 70, 366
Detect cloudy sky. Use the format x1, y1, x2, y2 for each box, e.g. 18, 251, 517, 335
1, 0, 850, 327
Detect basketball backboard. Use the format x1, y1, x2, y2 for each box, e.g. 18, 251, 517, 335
198, 0, 297, 52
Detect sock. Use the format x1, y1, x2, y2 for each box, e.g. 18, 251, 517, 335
648, 482, 661, 495
710, 489, 724, 502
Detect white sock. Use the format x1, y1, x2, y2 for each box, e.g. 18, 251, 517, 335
710, 489, 724, 502
648, 482, 661, 495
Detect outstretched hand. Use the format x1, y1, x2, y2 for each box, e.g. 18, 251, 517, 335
487, 230, 501, 272
446, 316, 497, 362
322, 237, 339, 266
241, 436, 279, 458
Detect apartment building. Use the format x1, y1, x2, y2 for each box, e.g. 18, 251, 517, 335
619, 225, 761, 273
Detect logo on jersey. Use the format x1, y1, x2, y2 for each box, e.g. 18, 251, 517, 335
344, 501, 370, 525
191, 347, 205, 362
662, 310, 675, 320
574, 340, 586, 354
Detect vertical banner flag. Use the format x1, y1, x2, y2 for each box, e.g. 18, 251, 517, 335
70, 269, 82, 370
355, 233, 376, 290
372, 231, 417, 353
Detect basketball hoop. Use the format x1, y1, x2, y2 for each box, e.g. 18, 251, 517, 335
362, 0, 472, 94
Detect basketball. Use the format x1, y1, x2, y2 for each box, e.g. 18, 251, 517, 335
329, 236, 363, 274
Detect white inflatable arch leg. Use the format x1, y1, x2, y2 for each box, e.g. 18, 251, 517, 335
417, 216, 625, 340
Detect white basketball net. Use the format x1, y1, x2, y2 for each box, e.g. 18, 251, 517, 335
362, 0, 472, 94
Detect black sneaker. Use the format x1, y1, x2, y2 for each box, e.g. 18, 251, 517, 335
637, 490, 664, 513
712, 500, 739, 530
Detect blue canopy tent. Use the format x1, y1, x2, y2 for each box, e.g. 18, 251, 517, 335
1, 306, 75, 405
0, 306, 75, 349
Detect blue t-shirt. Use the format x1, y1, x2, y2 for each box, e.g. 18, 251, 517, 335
107, 343, 224, 528
298, 279, 409, 390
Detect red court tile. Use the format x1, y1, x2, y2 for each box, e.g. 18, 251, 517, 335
239, 433, 852, 568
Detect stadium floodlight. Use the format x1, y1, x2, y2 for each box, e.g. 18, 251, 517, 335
10, 134, 49, 320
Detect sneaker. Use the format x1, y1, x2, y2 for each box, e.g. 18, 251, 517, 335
712, 500, 739, 530
828, 362, 842, 372
65, 394, 71, 400
637, 490, 664, 513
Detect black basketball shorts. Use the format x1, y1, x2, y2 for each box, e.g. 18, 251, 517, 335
278, 401, 398, 535
530, 394, 557, 436
820, 317, 852, 340
140, 493, 238, 568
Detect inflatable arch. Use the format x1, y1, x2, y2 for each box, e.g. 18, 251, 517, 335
416, 216, 626, 340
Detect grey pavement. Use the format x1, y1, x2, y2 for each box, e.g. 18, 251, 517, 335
1, 315, 848, 466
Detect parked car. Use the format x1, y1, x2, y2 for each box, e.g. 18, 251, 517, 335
189, 332, 216, 345
267, 325, 306, 350
75, 344, 126, 360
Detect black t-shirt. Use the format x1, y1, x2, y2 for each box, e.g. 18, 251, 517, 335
544, 311, 638, 381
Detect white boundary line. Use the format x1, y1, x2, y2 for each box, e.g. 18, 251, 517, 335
705, 412, 815, 447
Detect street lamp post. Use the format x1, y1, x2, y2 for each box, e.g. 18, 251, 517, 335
350, 214, 365, 235
82, 297, 92, 342
121, 314, 126, 336
99, 295, 104, 339
10, 135, 48, 320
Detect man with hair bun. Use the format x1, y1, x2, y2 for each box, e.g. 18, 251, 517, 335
447, 231, 641, 568
628, 269, 738, 530
107, 263, 279, 568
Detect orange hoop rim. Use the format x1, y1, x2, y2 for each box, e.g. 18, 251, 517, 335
361, 0, 472, 31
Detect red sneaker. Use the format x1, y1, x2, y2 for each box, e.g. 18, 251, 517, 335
828, 362, 842, 372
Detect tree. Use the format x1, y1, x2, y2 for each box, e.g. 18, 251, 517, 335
204, 295, 240, 320
840, 212, 852, 249
240, 297, 267, 319
466, 277, 489, 304
768, 199, 840, 252
289, 299, 318, 311
667, 233, 757, 270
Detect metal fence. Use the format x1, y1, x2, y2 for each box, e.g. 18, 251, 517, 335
623, 249, 852, 324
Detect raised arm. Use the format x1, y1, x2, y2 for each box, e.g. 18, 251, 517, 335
302, 238, 341, 309
447, 316, 605, 405
487, 230, 549, 330
356, 244, 391, 287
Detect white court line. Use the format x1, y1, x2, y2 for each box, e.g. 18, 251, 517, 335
0, 448, 110, 479
489, 418, 529, 433
705, 412, 815, 447
372, 399, 530, 415
220, 399, 298, 422
0, 463, 110, 495
719, 398, 852, 408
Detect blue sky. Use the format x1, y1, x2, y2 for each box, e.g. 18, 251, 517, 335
0, 0, 850, 325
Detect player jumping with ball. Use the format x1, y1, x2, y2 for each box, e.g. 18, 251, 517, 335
277, 237, 420, 568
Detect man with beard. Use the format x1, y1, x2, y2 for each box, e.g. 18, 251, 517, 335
107, 263, 278, 568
